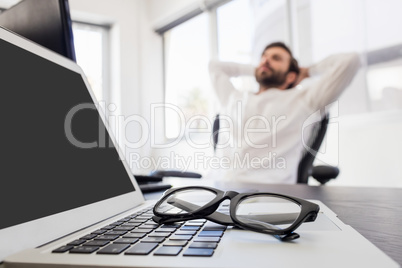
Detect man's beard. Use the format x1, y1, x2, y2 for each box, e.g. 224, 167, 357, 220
255, 67, 287, 89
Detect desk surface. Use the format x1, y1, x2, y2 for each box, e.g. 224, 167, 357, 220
1, 181, 400, 268
146, 178, 402, 266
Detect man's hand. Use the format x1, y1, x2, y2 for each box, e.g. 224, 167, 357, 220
294, 67, 309, 86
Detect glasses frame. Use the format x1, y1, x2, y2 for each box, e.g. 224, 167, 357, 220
153, 186, 320, 241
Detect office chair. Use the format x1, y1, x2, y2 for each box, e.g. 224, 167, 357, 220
212, 113, 339, 185
296, 113, 339, 184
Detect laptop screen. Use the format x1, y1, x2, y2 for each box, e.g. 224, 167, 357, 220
0, 38, 135, 230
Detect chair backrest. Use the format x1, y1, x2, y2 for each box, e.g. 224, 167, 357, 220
296, 112, 330, 184
212, 112, 330, 184
212, 114, 220, 151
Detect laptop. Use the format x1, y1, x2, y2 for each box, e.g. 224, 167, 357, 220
0, 26, 398, 268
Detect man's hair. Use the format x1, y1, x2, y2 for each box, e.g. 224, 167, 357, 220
262, 42, 300, 89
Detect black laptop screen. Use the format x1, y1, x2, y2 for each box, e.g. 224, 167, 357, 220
0, 38, 135, 230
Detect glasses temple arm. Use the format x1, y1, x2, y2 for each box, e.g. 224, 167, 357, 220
167, 197, 235, 225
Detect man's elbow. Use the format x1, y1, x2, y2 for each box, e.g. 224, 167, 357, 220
345, 52, 362, 73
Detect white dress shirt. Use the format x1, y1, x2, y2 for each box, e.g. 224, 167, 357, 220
208, 53, 360, 184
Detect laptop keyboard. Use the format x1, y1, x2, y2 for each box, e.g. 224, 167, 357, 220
52, 206, 227, 257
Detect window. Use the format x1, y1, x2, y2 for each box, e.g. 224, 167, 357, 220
364, 0, 402, 111
72, 22, 110, 102
163, 0, 256, 140
217, 0, 256, 93
293, 0, 402, 114
163, 13, 213, 139
217, 0, 253, 64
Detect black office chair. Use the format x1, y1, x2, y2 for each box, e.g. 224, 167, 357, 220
212, 113, 339, 185
296, 113, 339, 184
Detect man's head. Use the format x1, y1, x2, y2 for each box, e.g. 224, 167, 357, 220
255, 42, 300, 91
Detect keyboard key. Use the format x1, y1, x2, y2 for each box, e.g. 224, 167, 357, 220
175, 230, 197, 236
97, 243, 130, 255
185, 222, 204, 226
67, 239, 86, 246
83, 240, 109, 247
80, 234, 98, 240
123, 233, 146, 239
203, 226, 227, 231
169, 235, 192, 241
114, 238, 139, 244
129, 220, 146, 224
131, 228, 153, 233
141, 214, 153, 218
125, 243, 158, 255
181, 226, 200, 231
148, 232, 171, 238
122, 222, 141, 227
135, 217, 151, 221
114, 226, 135, 232
91, 229, 107, 235
118, 217, 132, 222
101, 225, 115, 230
194, 237, 221, 243
183, 248, 214, 257
70, 246, 99, 254
217, 209, 229, 213
203, 222, 226, 230
146, 219, 159, 224
142, 223, 159, 229
160, 224, 182, 229
154, 246, 183, 256
163, 240, 188, 247
105, 231, 127, 236
198, 231, 224, 237
52, 245, 73, 253
189, 242, 218, 249
141, 237, 165, 243
155, 227, 176, 233
95, 235, 119, 241
138, 225, 156, 230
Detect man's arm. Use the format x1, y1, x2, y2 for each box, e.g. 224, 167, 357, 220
294, 67, 310, 86
209, 61, 254, 107
302, 53, 361, 111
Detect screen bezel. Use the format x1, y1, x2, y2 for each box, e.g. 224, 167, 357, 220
0, 26, 143, 261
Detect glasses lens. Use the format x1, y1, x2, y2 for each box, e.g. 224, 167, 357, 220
155, 188, 217, 216
235, 195, 301, 231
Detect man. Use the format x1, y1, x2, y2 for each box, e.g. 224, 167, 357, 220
208, 42, 360, 184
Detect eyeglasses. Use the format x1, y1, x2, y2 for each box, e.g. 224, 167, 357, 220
152, 186, 320, 241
